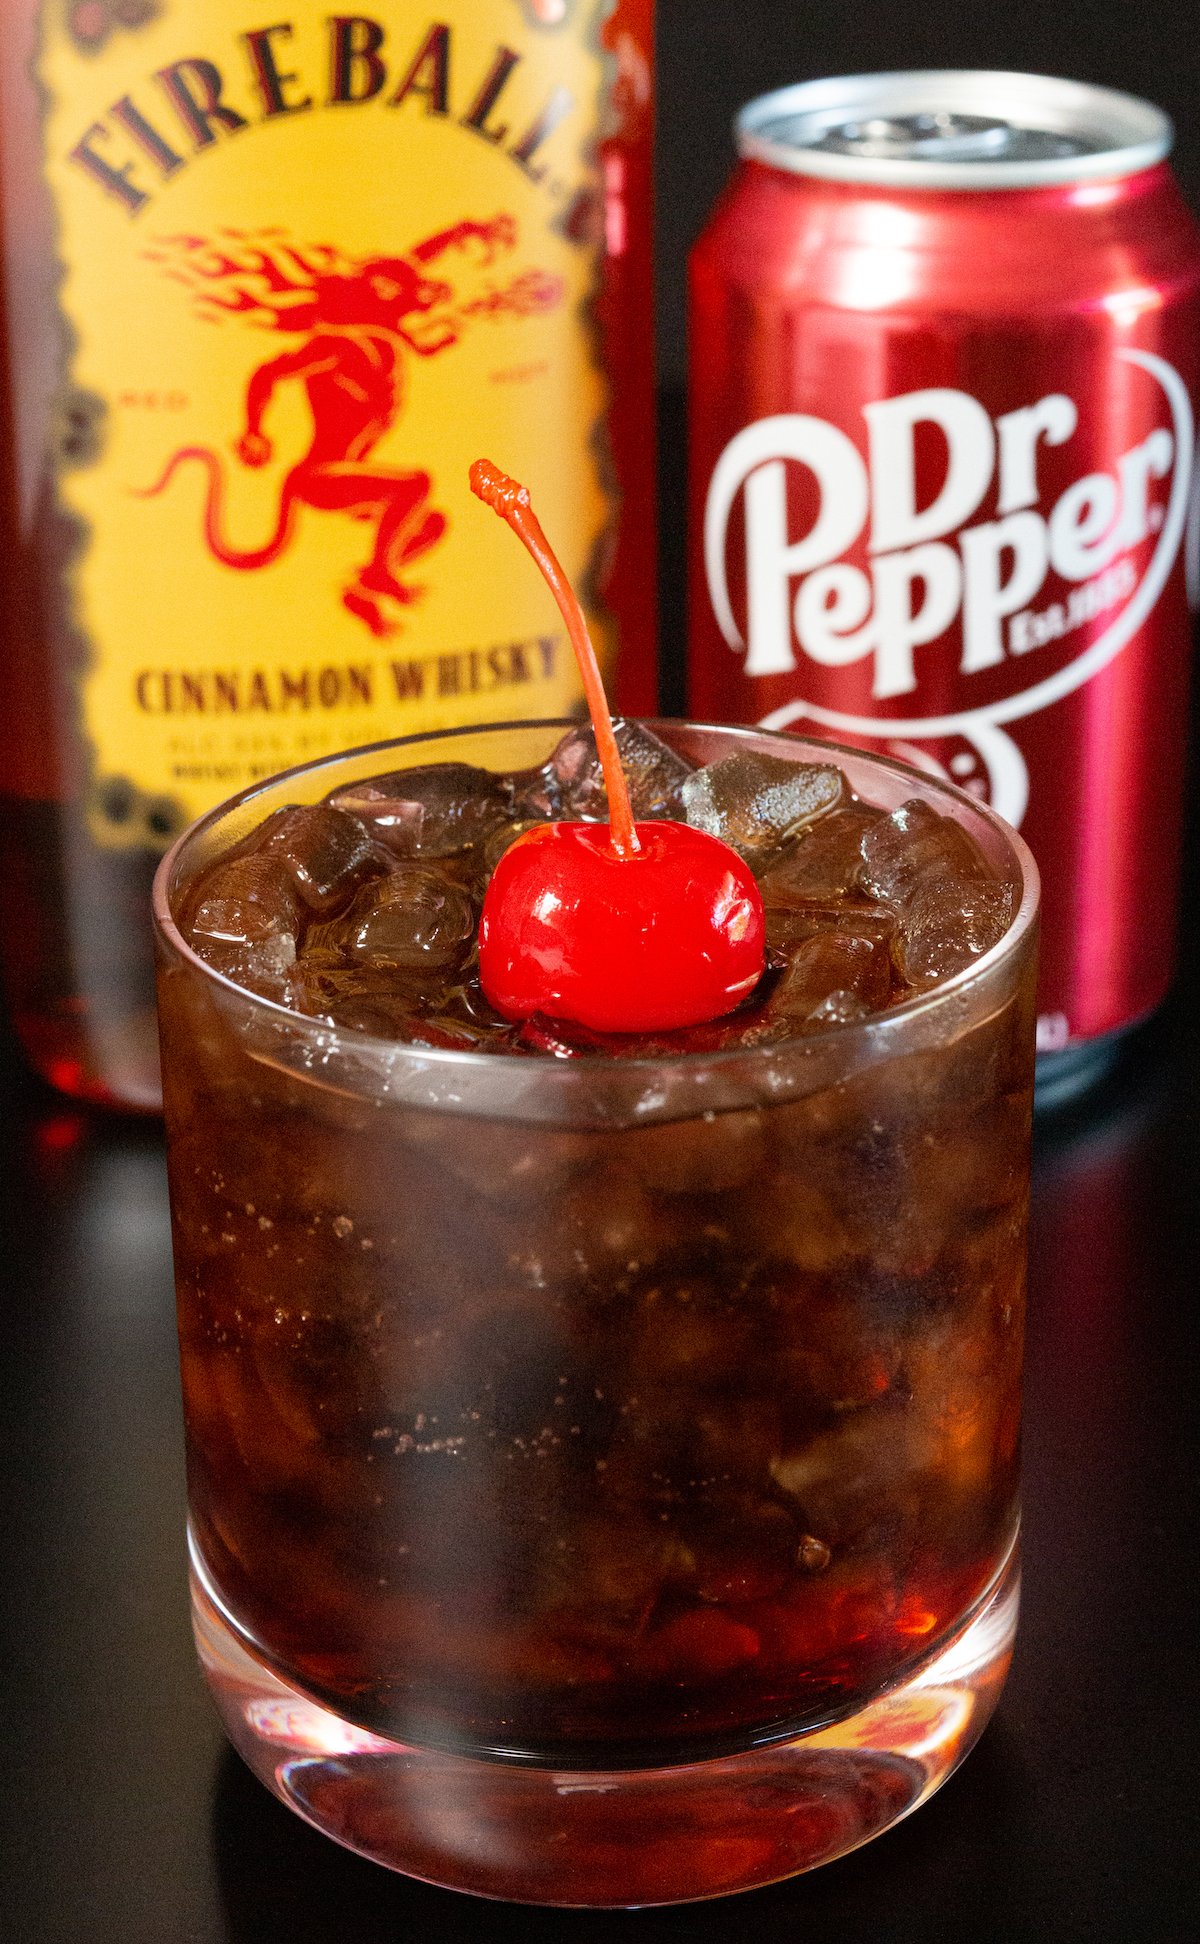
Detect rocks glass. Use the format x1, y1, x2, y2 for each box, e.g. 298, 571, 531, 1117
153, 721, 1038, 1905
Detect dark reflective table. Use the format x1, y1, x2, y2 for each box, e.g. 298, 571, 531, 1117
1, 938, 1197, 1941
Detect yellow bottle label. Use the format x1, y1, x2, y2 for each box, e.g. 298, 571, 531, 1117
37, 1, 614, 847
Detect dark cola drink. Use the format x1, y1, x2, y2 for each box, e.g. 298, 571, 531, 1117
155, 719, 1038, 1903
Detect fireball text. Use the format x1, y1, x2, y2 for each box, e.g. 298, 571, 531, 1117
68, 17, 577, 216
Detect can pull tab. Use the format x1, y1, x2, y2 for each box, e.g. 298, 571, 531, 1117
817, 113, 1089, 164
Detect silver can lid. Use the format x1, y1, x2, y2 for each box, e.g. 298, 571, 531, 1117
736, 71, 1172, 189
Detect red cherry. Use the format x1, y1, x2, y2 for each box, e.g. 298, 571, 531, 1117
469, 459, 767, 1035
480, 820, 765, 1032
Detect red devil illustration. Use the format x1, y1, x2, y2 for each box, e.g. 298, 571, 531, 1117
137, 219, 562, 636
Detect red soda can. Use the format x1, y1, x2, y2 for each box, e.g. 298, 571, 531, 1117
688, 72, 1200, 1103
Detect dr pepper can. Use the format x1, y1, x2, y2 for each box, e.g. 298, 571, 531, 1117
689, 72, 1200, 1104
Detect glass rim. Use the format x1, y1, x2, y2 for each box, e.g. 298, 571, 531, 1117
152, 715, 1040, 1081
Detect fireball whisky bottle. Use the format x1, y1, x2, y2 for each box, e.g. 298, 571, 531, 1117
0, 0, 656, 1108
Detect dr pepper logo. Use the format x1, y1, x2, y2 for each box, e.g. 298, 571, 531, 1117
703, 350, 1194, 825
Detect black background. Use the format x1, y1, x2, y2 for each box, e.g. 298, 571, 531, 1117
3, 6, 1200, 1940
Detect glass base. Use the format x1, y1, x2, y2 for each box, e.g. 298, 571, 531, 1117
191, 1539, 1019, 1907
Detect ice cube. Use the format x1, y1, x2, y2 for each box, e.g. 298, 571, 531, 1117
682, 1495, 797, 1606
691, 1399, 783, 1480
287, 958, 505, 1044
767, 929, 893, 1025
894, 877, 1015, 988
185, 853, 298, 992
287, 958, 405, 1021
347, 1000, 495, 1046
858, 799, 1014, 988
628, 1270, 757, 1384
256, 804, 383, 914
636, 1006, 787, 1056
858, 798, 989, 906
805, 990, 872, 1026
758, 805, 883, 902
340, 868, 476, 976
327, 762, 512, 857
770, 1406, 914, 1547
624, 1108, 766, 1196
436, 977, 514, 1038
541, 720, 694, 822
481, 818, 547, 876
536, 1514, 672, 1636
514, 1006, 782, 1059
679, 752, 845, 859
773, 1282, 901, 1414
394, 1013, 508, 1050
763, 900, 897, 963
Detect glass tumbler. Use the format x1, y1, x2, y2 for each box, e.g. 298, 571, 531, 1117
153, 721, 1039, 1906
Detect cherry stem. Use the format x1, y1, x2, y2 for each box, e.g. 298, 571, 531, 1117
470, 459, 640, 859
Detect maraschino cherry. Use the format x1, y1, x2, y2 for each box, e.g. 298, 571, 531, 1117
470, 460, 765, 1033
